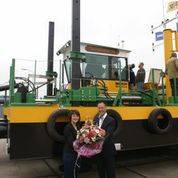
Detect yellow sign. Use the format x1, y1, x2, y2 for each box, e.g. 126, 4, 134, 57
167, 1, 178, 12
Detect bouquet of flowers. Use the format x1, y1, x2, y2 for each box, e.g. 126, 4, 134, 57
73, 120, 105, 158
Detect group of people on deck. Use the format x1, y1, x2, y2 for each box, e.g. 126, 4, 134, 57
130, 52, 178, 96
128, 62, 146, 91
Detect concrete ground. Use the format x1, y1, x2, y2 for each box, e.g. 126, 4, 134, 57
1, 139, 178, 178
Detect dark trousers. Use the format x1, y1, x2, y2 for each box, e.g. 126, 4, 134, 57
170, 78, 178, 97
96, 153, 116, 178
63, 152, 77, 178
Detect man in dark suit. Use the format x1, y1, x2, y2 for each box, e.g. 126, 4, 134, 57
93, 102, 116, 178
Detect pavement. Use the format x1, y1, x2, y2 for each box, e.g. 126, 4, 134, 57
1, 139, 178, 178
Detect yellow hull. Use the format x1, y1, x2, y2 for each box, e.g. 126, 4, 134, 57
3, 105, 178, 123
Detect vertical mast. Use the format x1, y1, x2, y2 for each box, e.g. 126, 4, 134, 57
71, 0, 81, 89
47, 21, 55, 95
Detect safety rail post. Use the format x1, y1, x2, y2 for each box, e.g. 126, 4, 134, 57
153, 69, 161, 106
151, 69, 161, 106
33, 60, 37, 97
151, 69, 156, 106
161, 71, 166, 106
62, 63, 64, 90
9, 59, 15, 104
59, 60, 62, 91
113, 60, 122, 106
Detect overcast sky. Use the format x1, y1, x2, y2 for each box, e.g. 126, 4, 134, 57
0, 0, 177, 85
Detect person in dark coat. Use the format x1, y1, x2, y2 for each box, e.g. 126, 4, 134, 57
129, 64, 136, 89
136, 62, 146, 91
63, 110, 81, 178
93, 102, 116, 178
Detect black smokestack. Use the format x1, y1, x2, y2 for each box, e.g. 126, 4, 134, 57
71, 0, 81, 89
47, 21, 55, 96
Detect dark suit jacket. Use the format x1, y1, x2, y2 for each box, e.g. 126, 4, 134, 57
94, 114, 116, 156
63, 123, 78, 154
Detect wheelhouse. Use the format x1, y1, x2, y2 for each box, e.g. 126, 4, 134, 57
57, 41, 131, 85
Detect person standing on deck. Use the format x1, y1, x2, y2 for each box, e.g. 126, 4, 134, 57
166, 52, 178, 97
136, 62, 145, 91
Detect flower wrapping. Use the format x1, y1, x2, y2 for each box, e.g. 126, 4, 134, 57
73, 120, 105, 158
73, 139, 103, 158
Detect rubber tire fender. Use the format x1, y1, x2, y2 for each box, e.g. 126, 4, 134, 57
47, 109, 70, 142
148, 108, 173, 134
94, 109, 123, 139
106, 109, 123, 138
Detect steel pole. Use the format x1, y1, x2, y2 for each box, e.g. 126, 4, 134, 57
47, 22, 55, 95
71, 0, 81, 89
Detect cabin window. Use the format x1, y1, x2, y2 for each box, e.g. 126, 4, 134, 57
85, 54, 109, 79
64, 53, 128, 83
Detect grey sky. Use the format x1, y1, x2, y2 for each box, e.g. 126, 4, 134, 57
0, 0, 175, 84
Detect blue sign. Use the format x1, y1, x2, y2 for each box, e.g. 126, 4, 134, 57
176, 22, 178, 31
155, 32, 163, 41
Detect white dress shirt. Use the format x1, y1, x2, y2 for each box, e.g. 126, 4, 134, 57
99, 112, 107, 128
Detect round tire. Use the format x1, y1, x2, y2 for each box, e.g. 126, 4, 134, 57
148, 108, 173, 134
107, 109, 123, 138
47, 109, 70, 142
94, 109, 122, 139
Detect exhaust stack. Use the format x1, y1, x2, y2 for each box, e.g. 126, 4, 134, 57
71, 0, 81, 89
47, 21, 55, 96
